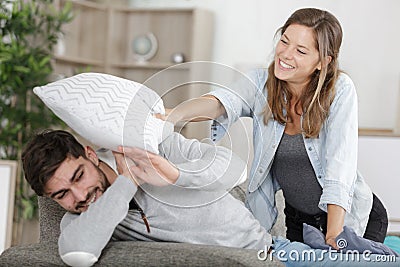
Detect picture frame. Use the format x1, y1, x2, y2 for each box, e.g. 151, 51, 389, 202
0, 160, 17, 254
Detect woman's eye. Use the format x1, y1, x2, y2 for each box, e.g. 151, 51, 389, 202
280, 39, 288, 44
297, 49, 306, 55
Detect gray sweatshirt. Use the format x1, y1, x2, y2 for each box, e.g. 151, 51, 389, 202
58, 133, 272, 266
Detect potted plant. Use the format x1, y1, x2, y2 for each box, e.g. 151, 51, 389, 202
0, 0, 72, 244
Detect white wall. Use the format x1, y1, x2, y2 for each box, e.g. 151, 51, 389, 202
130, 0, 400, 129
358, 136, 400, 232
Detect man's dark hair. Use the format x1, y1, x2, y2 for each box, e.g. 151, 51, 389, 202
22, 130, 86, 196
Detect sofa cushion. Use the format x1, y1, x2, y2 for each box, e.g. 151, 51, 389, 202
0, 241, 284, 267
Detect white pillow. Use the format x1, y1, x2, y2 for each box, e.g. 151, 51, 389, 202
33, 72, 173, 154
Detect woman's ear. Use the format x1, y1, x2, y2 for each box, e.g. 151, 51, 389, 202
317, 56, 332, 71
85, 146, 99, 166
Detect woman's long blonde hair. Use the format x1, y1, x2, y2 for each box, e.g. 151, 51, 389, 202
265, 8, 343, 138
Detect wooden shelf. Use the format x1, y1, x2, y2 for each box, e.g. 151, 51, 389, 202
110, 62, 190, 70
358, 128, 400, 137
112, 7, 195, 13
54, 55, 103, 67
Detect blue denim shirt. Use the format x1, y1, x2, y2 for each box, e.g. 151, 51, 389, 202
209, 68, 373, 236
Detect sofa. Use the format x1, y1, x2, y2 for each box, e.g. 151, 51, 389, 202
0, 187, 286, 266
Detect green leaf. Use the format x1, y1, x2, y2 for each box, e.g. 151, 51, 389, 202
13, 65, 30, 73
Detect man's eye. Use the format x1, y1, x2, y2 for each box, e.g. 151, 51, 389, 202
76, 171, 83, 182
57, 191, 67, 200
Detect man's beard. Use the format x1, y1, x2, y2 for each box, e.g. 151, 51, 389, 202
74, 162, 111, 212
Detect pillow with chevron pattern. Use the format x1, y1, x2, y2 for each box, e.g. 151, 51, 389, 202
33, 72, 173, 154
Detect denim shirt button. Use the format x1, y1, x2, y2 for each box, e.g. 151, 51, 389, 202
317, 175, 322, 179
258, 168, 264, 174
308, 147, 312, 151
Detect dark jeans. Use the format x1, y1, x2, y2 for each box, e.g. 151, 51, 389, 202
284, 193, 388, 243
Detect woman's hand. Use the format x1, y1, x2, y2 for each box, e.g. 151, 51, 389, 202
325, 236, 339, 250
154, 108, 172, 121
115, 146, 179, 187
154, 108, 180, 125
154, 95, 225, 125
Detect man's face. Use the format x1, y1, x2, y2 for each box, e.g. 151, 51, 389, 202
45, 152, 110, 213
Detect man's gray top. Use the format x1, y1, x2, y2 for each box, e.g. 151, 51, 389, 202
58, 133, 272, 266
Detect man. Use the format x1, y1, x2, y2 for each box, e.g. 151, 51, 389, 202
22, 129, 270, 266
22, 130, 398, 267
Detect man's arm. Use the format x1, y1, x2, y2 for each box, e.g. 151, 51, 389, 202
162, 132, 247, 191
118, 132, 247, 192
58, 176, 137, 267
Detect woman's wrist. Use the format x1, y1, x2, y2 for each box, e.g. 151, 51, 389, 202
326, 204, 346, 248
166, 108, 182, 125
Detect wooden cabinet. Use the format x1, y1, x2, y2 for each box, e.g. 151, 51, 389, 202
54, 0, 213, 139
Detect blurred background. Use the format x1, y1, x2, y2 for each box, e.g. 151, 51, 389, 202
1, 0, 399, 251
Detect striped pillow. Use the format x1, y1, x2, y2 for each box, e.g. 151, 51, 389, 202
33, 72, 173, 153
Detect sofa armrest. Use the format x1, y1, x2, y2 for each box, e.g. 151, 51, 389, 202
0, 241, 65, 266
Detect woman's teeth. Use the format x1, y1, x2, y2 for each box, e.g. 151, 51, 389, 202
280, 60, 294, 69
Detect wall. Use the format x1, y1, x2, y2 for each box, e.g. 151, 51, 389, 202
130, 0, 400, 130
358, 136, 400, 232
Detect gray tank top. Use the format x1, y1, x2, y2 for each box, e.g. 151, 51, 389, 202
271, 133, 323, 215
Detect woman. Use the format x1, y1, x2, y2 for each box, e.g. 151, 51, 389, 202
160, 8, 388, 247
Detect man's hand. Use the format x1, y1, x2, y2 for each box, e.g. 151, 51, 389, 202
113, 151, 143, 186
115, 146, 179, 187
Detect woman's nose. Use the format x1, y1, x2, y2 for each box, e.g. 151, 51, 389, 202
282, 46, 295, 60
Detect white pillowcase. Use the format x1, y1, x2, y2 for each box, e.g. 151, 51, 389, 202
33, 72, 173, 154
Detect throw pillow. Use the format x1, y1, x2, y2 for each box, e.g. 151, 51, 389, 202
33, 72, 173, 153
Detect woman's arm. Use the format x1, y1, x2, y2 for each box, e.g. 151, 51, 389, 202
325, 204, 345, 249
158, 95, 226, 125
320, 74, 359, 246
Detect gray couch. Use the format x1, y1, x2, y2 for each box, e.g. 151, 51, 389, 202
0, 188, 286, 266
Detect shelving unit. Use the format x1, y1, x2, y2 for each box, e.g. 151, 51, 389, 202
54, 0, 214, 139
